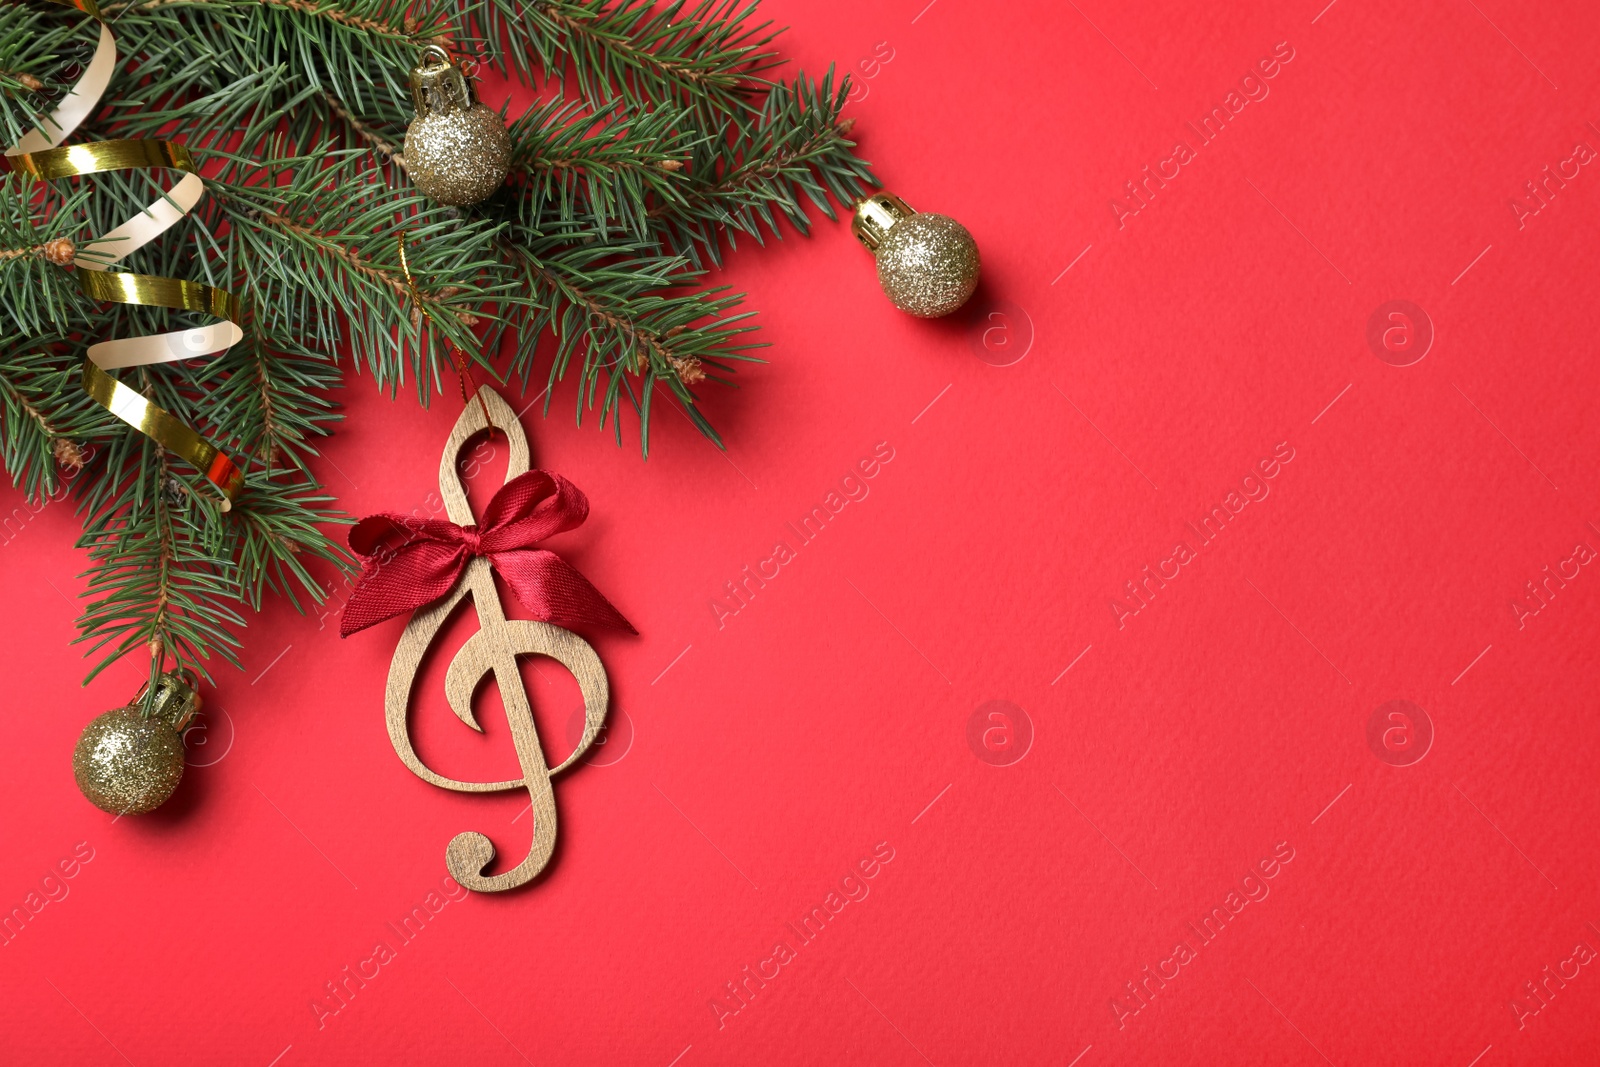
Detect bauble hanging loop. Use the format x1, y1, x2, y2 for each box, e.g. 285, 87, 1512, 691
403, 45, 511, 207
853, 191, 980, 318
72, 671, 200, 814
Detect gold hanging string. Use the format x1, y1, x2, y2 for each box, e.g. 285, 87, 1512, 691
2, 0, 245, 508
397, 230, 495, 431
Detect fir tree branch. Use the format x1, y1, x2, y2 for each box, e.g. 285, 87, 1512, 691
75, 413, 248, 685
322, 87, 407, 168
3, 0, 876, 688
650, 67, 876, 268
104, 0, 436, 46
479, 0, 781, 117
195, 318, 342, 477
504, 236, 761, 451
0, 174, 100, 333
509, 97, 695, 239
229, 468, 350, 613
0, 2, 93, 147
0, 236, 75, 265
0, 335, 111, 501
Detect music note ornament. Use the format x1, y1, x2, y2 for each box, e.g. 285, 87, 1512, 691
342, 387, 635, 892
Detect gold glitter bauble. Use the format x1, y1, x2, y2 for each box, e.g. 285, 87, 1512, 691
72, 672, 199, 815
405, 105, 510, 207
852, 192, 980, 318
403, 46, 510, 207
73, 709, 185, 814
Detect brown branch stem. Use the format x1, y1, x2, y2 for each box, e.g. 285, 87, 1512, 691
534, 2, 748, 90
648, 126, 846, 220
514, 247, 701, 380
254, 210, 478, 327
321, 89, 407, 170
103, 0, 425, 43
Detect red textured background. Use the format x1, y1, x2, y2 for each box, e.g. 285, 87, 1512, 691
5, 0, 1600, 1063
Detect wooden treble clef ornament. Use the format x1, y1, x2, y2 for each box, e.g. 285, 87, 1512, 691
345, 385, 633, 892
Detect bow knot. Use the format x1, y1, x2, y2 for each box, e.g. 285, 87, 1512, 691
339, 470, 635, 638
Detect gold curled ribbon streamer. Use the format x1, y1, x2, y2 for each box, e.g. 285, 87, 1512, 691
3, 0, 245, 508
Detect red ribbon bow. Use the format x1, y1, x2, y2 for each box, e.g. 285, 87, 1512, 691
340, 470, 635, 638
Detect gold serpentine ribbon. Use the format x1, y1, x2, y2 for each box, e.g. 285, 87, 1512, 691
3, 0, 245, 507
